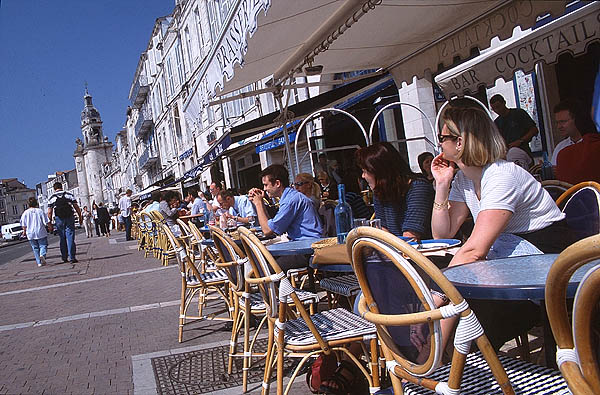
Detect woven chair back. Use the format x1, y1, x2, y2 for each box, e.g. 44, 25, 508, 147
237, 227, 280, 318
161, 224, 188, 275
347, 226, 454, 376
210, 226, 245, 292
541, 180, 573, 201
177, 219, 192, 236
545, 234, 600, 394
558, 182, 600, 241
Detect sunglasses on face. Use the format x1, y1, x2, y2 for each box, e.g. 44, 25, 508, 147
293, 181, 309, 187
438, 133, 459, 143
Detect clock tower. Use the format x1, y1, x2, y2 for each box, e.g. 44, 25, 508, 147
74, 87, 113, 209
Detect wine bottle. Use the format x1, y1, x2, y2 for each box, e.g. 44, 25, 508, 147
541, 151, 553, 180
335, 184, 353, 244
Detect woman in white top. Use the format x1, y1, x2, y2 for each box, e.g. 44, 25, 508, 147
431, 105, 571, 265
20, 197, 49, 267
429, 105, 573, 351
81, 206, 93, 238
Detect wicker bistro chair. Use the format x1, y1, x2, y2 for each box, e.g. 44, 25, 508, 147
161, 224, 232, 342
210, 226, 269, 393
137, 212, 155, 258
237, 227, 379, 395
546, 234, 600, 394
347, 226, 570, 394
188, 221, 220, 272
555, 181, 600, 242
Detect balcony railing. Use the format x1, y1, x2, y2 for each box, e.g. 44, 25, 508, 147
138, 147, 160, 170
130, 75, 150, 109
135, 106, 154, 139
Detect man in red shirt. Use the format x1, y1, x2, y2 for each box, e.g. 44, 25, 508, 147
555, 99, 600, 185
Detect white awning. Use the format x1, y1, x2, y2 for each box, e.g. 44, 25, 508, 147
184, 0, 566, 110
435, 2, 600, 97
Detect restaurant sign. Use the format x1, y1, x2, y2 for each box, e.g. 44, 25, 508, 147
204, 0, 271, 100
199, 133, 232, 166
435, 3, 599, 97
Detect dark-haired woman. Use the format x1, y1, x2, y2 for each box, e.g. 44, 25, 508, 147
417, 151, 434, 183
355, 142, 433, 240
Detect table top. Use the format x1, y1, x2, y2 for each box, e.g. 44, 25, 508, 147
443, 254, 599, 301
179, 213, 205, 219
266, 237, 326, 256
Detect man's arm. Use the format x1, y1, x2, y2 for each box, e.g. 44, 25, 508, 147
248, 189, 274, 236
47, 207, 54, 232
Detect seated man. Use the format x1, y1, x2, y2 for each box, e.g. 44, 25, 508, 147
551, 99, 583, 166
556, 102, 600, 184
216, 189, 256, 224
249, 164, 323, 271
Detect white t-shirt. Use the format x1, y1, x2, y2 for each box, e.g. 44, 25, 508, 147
118, 195, 132, 217
551, 137, 582, 165
449, 160, 564, 234
20, 208, 49, 240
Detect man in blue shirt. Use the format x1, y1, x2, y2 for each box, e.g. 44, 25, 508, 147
249, 164, 322, 271
216, 190, 256, 224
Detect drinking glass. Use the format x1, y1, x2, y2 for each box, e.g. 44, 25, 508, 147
248, 215, 256, 228
353, 218, 369, 228
369, 218, 382, 229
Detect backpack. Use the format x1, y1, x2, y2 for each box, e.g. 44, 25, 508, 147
54, 194, 74, 219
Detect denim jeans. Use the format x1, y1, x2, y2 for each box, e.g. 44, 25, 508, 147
29, 238, 48, 266
55, 216, 76, 261
123, 215, 132, 240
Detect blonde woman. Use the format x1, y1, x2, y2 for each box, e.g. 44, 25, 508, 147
430, 105, 573, 351
293, 173, 321, 210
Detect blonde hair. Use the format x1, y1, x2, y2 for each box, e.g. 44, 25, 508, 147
295, 173, 321, 201
442, 106, 506, 167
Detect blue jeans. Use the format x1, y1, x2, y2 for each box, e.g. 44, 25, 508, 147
55, 216, 76, 261
123, 215, 132, 240
29, 238, 48, 266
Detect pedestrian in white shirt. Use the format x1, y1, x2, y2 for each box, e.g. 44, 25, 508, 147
20, 197, 49, 267
118, 189, 133, 240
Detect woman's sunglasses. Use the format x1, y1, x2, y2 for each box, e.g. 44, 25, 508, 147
293, 181, 310, 187
438, 134, 459, 143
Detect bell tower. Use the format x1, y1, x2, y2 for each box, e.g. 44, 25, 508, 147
74, 85, 113, 209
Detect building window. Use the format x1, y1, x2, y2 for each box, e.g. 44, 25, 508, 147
184, 26, 193, 65
12, 205, 18, 215
23, 203, 28, 211
10, 195, 16, 201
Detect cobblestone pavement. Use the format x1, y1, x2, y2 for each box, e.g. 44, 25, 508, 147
0, 231, 313, 395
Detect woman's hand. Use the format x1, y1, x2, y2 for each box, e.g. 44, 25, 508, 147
431, 153, 455, 187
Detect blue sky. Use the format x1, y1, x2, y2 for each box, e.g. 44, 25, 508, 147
0, 0, 174, 189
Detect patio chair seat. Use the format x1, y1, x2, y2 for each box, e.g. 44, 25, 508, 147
275, 307, 375, 346
403, 352, 569, 394
239, 288, 319, 311
187, 269, 228, 285
320, 274, 361, 297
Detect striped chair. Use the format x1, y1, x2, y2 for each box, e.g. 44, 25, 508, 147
319, 274, 361, 309
188, 221, 220, 272
546, 234, 600, 394
348, 226, 569, 394
237, 226, 379, 395
162, 224, 232, 342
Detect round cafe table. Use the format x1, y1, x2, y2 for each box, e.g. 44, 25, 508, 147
266, 237, 326, 257
443, 253, 599, 367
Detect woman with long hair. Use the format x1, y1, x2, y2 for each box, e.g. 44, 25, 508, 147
293, 172, 321, 210
355, 142, 433, 240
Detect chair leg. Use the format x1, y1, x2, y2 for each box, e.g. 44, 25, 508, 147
276, 335, 285, 395
179, 282, 187, 343
242, 303, 252, 393
370, 338, 380, 391
262, 323, 275, 395
475, 335, 515, 395
515, 331, 531, 362
228, 300, 241, 374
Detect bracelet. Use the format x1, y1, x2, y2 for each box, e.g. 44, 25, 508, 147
433, 200, 449, 210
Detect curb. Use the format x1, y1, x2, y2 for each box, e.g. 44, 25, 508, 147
0, 239, 29, 249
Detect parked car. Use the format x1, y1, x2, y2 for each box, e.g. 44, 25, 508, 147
1, 223, 25, 241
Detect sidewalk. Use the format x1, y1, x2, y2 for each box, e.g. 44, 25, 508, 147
0, 230, 312, 394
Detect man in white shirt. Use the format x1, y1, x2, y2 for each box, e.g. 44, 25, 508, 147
551, 99, 583, 166
118, 189, 133, 240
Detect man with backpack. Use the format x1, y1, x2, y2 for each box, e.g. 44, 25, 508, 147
48, 182, 82, 263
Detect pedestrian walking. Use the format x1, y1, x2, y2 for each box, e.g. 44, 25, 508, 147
92, 202, 101, 236
96, 202, 111, 237
82, 206, 93, 238
47, 182, 82, 263
118, 189, 133, 240
20, 197, 49, 267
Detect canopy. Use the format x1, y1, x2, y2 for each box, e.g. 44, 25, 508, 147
435, 2, 600, 97
184, 0, 566, 109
